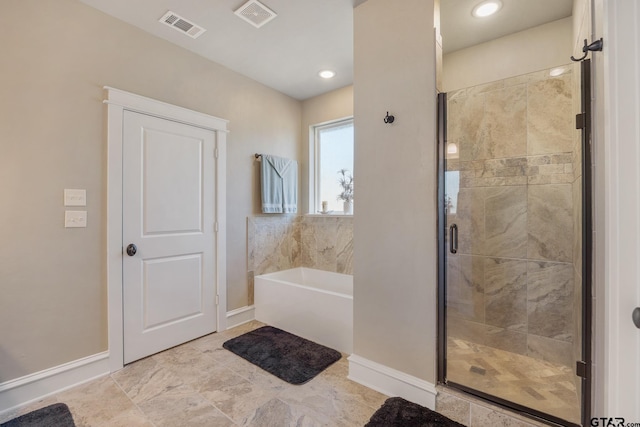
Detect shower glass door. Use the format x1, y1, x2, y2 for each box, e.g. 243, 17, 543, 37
440, 63, 588, 426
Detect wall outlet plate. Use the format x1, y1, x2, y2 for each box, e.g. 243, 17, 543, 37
64, 189, 86, 206
65, 210, 87, 228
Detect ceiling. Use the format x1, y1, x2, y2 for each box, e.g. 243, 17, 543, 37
440, 0, 573, 54
79, 0, 573, 101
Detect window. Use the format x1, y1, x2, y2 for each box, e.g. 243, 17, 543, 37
310, 118, 354, 214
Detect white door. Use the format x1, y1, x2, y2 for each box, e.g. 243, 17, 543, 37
122, 110, 217, 364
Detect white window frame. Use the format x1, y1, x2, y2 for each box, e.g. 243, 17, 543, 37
308, 117, 354, 214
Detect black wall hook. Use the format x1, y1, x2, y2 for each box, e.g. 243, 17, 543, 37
571, 38, 603, 62
383, 112, 395, 124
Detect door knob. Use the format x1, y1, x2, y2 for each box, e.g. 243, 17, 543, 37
633, 307, 640, 329
126, 244, 137, 257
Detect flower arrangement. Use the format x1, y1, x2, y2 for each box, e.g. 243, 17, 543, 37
337, 169, 354, 202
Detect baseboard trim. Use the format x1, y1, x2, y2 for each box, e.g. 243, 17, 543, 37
226, 305, 255, 329
0, 351, 110, 415
347, 354, 437, 409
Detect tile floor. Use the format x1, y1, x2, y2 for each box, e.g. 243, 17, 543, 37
446, 337, 580, 425
0, 322, 573, 427
0, 321, 388, 427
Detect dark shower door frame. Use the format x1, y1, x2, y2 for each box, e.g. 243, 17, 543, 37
436, 59, 593, 427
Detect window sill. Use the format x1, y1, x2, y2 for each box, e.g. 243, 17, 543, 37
305, 213, 353, 218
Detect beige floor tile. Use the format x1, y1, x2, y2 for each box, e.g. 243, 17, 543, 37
97, 407, 155, 427
56, 376, 139, 427
111, 357, 192, 405
153, 344, 222, 386
138, 392, 234, 427
196, 365, 249, 393
314, 360, 387, 410
201, 380, 281, 425
277, 374, 380, 427
243, 397, 325, 427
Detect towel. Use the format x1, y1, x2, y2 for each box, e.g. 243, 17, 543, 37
261, 155, 298, 213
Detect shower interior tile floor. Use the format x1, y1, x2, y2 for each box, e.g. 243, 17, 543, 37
446, 337, 580, 425
0, 321, 388, 427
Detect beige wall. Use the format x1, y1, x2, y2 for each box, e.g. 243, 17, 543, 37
300, 86, 354, 212
573, 0, 592, 58
0, 0, 301, 382
443, 17, 573, 92
353, 0, 438, 381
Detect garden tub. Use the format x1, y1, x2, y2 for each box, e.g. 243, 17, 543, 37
254, 267, 353, 354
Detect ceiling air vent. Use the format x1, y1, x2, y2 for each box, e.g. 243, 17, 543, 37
159, 11, 206, 39
234, 0, 277, 28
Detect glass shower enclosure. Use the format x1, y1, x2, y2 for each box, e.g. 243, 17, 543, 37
438, 61, 592, 426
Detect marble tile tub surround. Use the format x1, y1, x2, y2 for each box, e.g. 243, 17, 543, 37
247, 215, 353, 303
445, 66, 579, 368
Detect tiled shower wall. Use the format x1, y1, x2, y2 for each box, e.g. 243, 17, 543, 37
446, 66, 579, 367
246, 215, 353, 304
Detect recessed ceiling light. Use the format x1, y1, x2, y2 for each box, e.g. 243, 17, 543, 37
549, 67, 566, 77
472, 0, 502, 18
318, 70, 336, 79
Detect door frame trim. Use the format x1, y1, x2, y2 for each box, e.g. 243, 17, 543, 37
436, 92, 447, 383
104, 87, 228, 373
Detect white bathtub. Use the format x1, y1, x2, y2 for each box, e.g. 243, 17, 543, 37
254, 267, 353, 354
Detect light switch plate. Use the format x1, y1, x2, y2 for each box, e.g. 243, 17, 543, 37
64, 189, 86, 206
65, 210, 87, 228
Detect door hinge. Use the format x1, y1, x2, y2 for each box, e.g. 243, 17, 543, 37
214, 221, 219, 232
576, 360, 589, 379
576, 113, 586, 130
214, 147, 219, 159
215, 295, 219, 305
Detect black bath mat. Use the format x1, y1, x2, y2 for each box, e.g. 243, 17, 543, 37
1, 403, 75, 427
222, 326, 341, 385
365, 397, 465, 427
